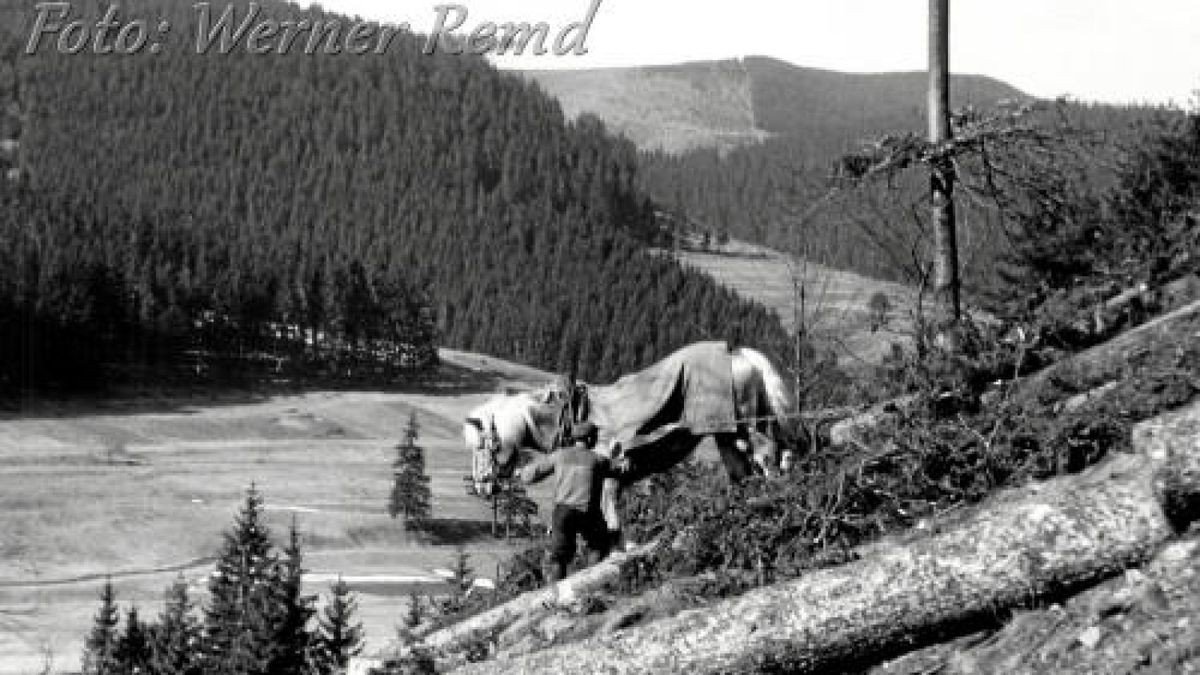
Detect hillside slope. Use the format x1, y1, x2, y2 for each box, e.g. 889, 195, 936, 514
0, 0, 795, 392
521, 56, 1025, 158
744, 55, 1025, 162
391, 301, 1200, 674
522, 60, 768, 154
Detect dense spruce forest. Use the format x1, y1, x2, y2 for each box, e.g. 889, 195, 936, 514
0, 0, 792, 393
638, 57, 1184, 288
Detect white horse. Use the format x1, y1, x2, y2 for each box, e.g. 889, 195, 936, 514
463, 390, 567, 496
464, 344, 801, 533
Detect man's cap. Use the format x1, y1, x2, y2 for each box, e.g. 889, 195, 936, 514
571, 421, 597, 440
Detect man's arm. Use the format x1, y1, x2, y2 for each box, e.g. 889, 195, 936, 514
519, 452, 557, 485
597, 452, 630, 478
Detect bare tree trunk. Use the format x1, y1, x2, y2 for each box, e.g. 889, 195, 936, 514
928, 0, 960, 321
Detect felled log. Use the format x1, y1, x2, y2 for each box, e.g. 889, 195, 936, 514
1154, 273, 1200, 314
454, 400, 1200, 674
1024, 299, 1200, 393
412, 539, 661, 653
827, 394, 918, 447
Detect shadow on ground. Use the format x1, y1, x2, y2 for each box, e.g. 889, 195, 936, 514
423, 518, 502, 545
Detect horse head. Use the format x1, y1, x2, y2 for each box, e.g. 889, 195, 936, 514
458, 415, 496, 494
738, 430, 781, 479
465, 389, 573, 495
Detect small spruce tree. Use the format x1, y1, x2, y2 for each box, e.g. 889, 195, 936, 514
200, 484, 280, 673
150, 576, 202, 675
496, 479, 539, 540
402, 589, 426, 632
81, 579, 121, 675
438, 547, 476, 617
312, 577, 364, 673
265, 520, 316, 675
115, 606, 152, 673
388, 412, 432, 530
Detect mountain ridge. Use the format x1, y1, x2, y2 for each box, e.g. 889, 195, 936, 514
520, 55, 1029, 156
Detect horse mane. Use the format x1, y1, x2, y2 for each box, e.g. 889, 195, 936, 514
735, 347, 794, 415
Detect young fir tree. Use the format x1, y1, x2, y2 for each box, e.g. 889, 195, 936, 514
312, 577, 364, 673
81, 579, 121, 675
150, 576, 202, 675
402, 589, 426, 632
496, 479, 539, 540
115, 606, 152, 673
438, 547, 477, 617
200, 484, 280, 673
388, 412, 432, 530
265, 520, 317, 675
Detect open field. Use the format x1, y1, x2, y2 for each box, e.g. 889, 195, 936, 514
672, 240, 920, 367
0, 350, 563, 673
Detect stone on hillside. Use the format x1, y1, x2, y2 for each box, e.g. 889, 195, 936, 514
1076, 626, 1103, 649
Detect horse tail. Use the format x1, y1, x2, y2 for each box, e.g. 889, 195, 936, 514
737, 347, 793, 416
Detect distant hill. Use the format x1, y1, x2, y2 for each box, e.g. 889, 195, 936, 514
521, 56, 1026, 158
522, 60, 768, 154
743, 56, 1027, 162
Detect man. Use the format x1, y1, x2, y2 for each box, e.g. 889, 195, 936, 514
520, 420, 622, 582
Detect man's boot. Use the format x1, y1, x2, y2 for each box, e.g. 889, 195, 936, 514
544, 551, 567, 583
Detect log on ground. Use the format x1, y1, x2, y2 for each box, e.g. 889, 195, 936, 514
1024, 299, 1200, 392
415, 539, 660, 653
455, 399, 1200, 674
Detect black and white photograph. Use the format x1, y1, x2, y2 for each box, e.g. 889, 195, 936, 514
0, 0, 1198, 672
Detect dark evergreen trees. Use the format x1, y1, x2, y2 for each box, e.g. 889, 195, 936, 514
115, 606, 153, 674
312, 578, 365, 673
200, 485, 282, 673
81, 579, 121, 675
150, 577, 202, 675
439, 547, 477, 617
265, 522, 317, 675
402, 589, 427, 633
78, 487, 365, 674
638, 101, 1181, 292
1, 0, 798, 396
389, 413, 432, 530
496, 479, 539, 540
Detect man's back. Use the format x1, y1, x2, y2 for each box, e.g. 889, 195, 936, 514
521, 445, 609, 509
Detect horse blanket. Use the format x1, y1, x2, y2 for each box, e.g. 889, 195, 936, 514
588, 341, 737, 454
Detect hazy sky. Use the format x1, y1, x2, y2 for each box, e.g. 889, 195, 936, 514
311, 0, 1200, 106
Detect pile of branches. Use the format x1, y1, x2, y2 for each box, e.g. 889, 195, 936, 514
615, 317, 1199, 599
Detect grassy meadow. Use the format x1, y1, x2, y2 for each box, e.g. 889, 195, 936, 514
0, 350, 560, 673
